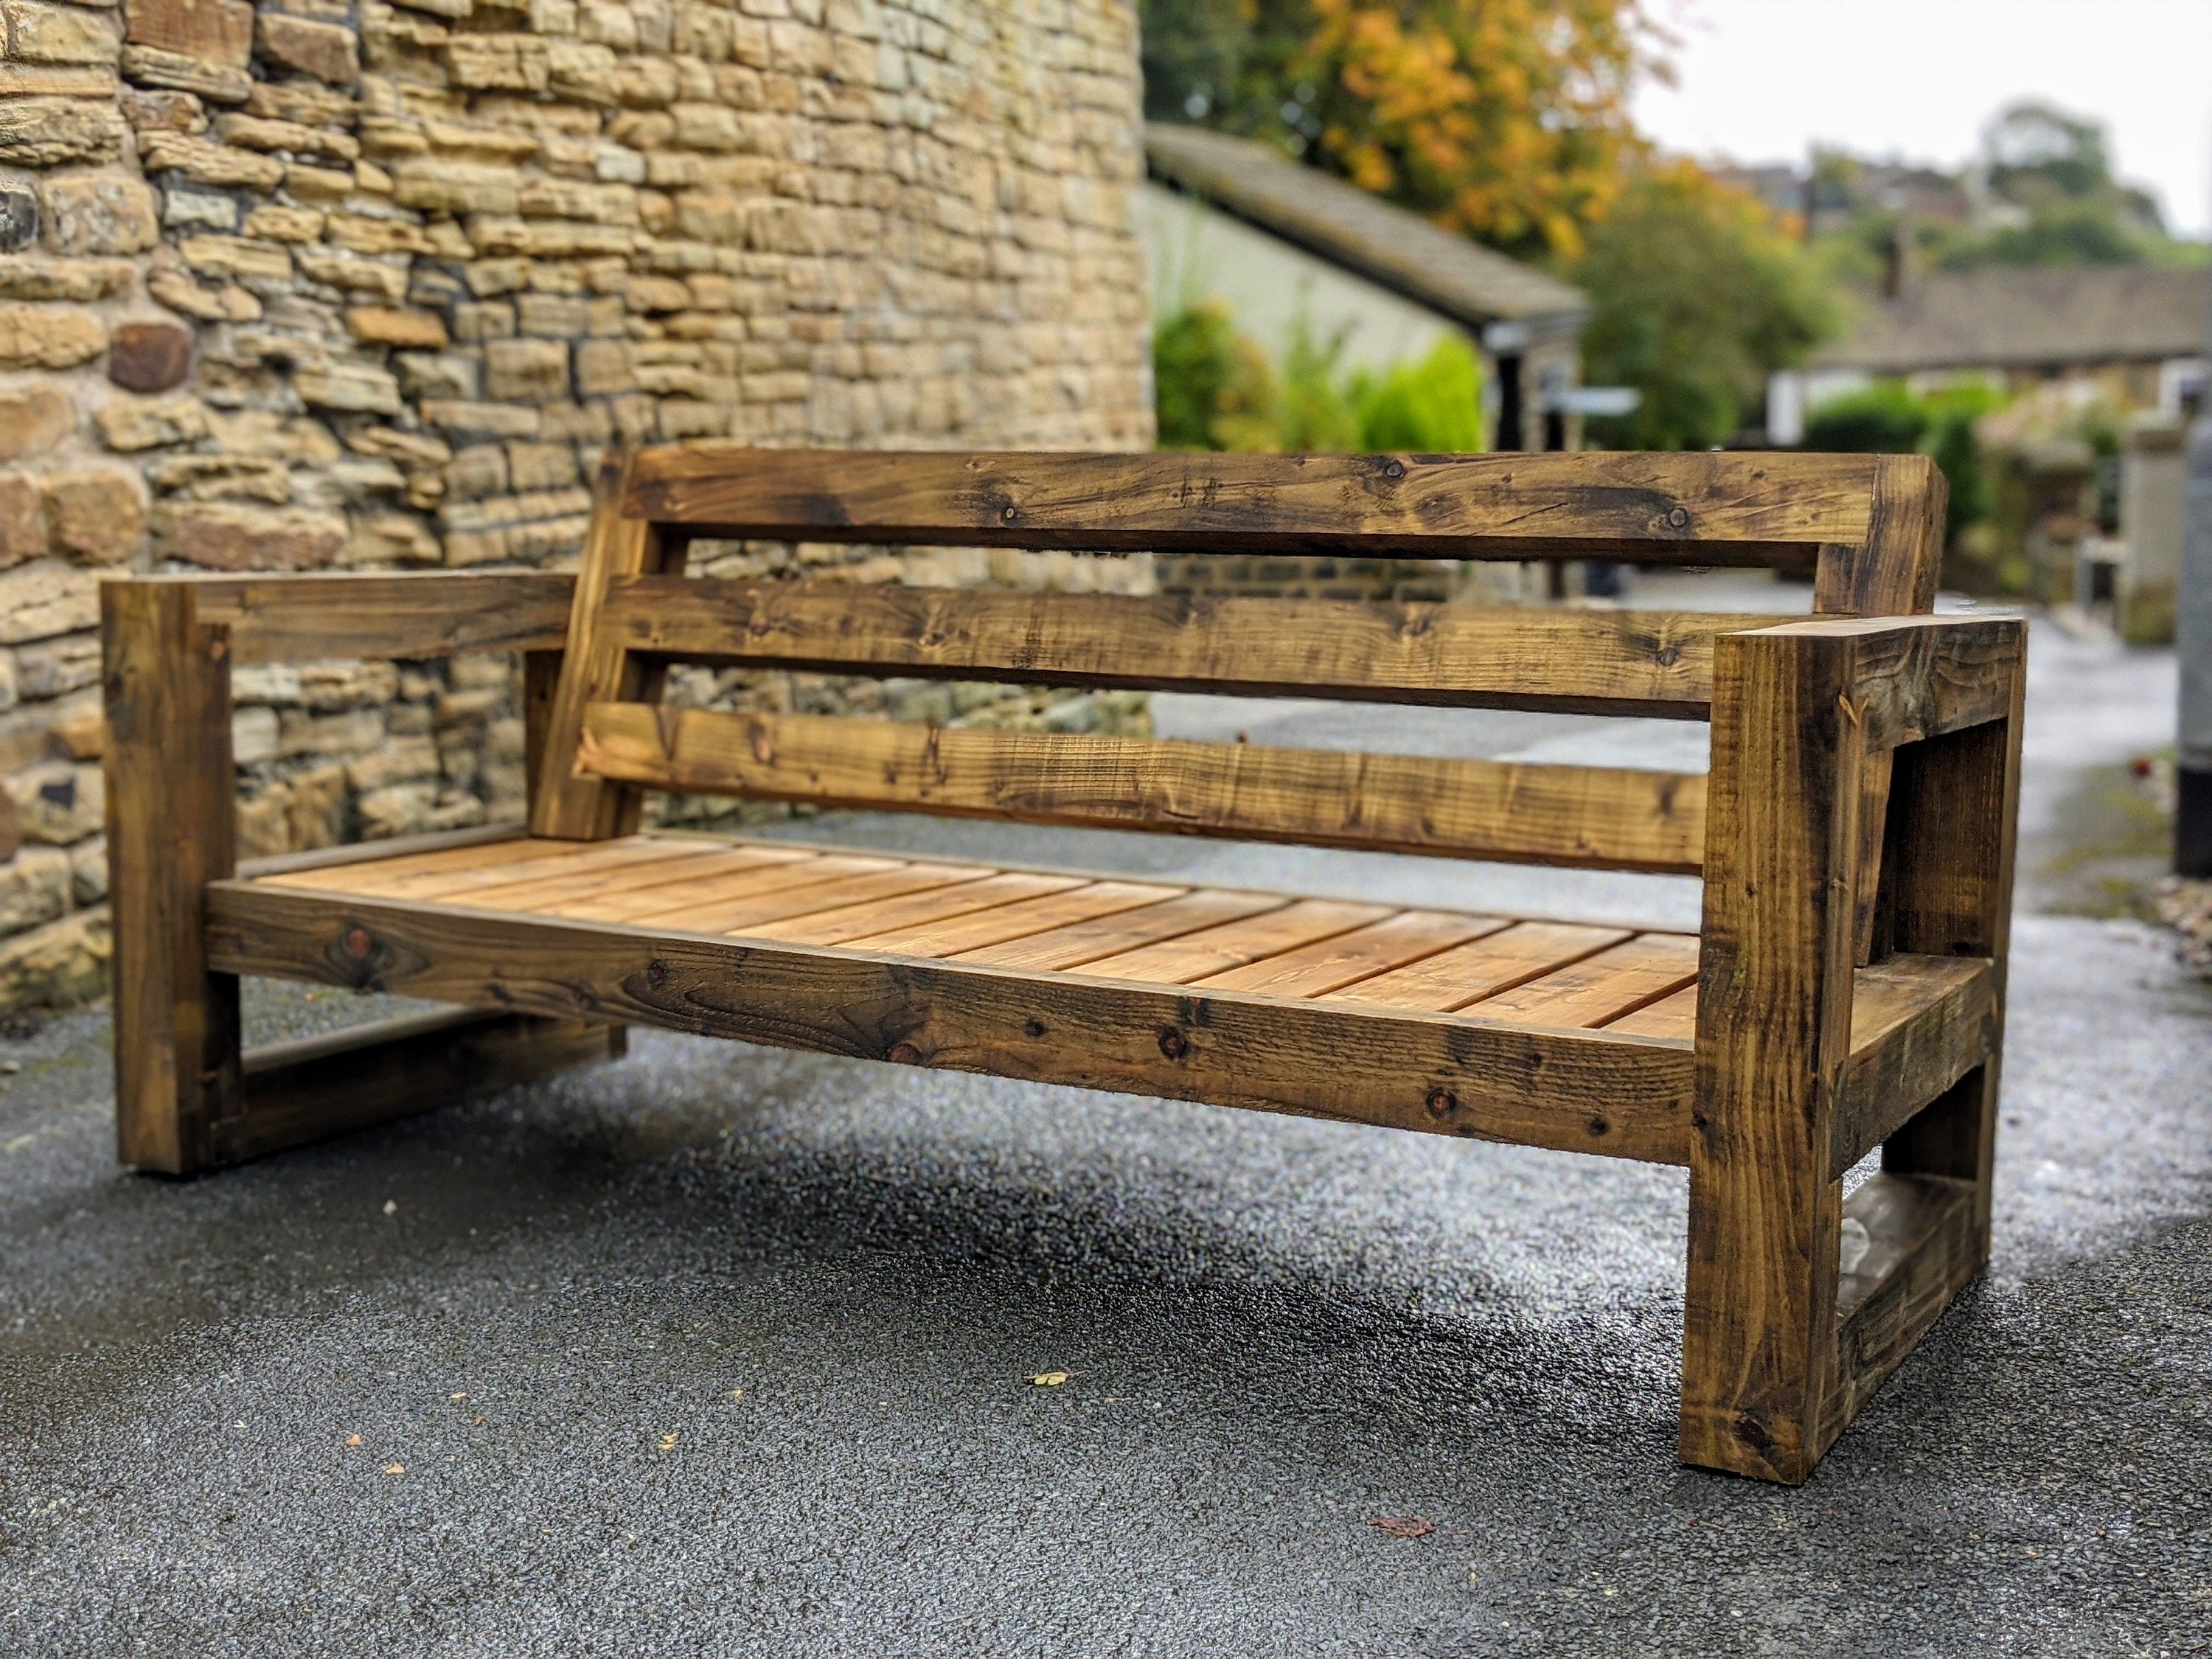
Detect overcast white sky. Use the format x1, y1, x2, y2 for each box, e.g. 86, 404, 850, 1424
1635, 0, 2212, 237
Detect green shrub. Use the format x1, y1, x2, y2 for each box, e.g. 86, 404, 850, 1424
1153, 299, 1278, 451
1803, 379, 2005, 547
1353, 335, 1487, 451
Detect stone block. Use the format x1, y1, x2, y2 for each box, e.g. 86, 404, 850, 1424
7, 758, 102, 844
116, 42, 250, 101
4, 1, 120, 66
0, 98, 123, 165
445, 32, 545, 91
219, 114, 358, 161
37, 170, 156, 256
0, 907, 111, 1009
0, 560, 96, 642
159, 502, 348, 570
14, 631, 99, 698
41, 469, 145, 563
257, 12, 357, 83
121, 86, 206, 133
392, 159, 517, 217
230, 703, 277, 763
136, 131, 284, 189
345, 734, 439, 790
177, 232, 290, 283
150, 453, 288, 502
241, 204, 324, 242
69, 835, 103, 905
297, 658, 400, 709
0, 476, 45, 568
124, 0, 252, 67
95, 392, 206, 451
0, 302, 103, 368
296, 361, 403, 414
161, 187, 235, 230
343, 512, 440, 565
484, 336, 570, 403
106, 318, 193, 390
573, 337, 634, 395
346, 305, 448, 349
0, 386, 72, 459
505, 440, 575, 490
0, 185, 34, 251
0, 847, 71, 933
145, 267, 258, 320
278, 706, 383, 757
0, 254, 133, 302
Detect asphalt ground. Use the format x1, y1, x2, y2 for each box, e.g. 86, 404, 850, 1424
1, 600, 2205, 1657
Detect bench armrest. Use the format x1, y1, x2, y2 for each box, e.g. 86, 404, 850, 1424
1739, 613, 2025, 751
131, 571, 575, 666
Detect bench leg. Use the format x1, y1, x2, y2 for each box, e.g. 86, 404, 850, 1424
1680, 633, 2022, 1483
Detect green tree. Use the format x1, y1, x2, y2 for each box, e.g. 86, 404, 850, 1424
1569, 160, 1836, 450
1152, 299, 1278, 450
1353, 335, 1486, 450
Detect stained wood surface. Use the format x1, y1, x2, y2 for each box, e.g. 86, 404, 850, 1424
218, 1009, 622, 1166
740, 871, 1083, 945
1747, 614, 2027, 751
954, 889, 1287, 971
530, 452, 681, 841
623, 448, 1883, 561
1332, 921, 1633, 1013
1680, 624, 1863, 1484
104, 581, 241, 1174
1194, 911, 1509, 998
1468, 933, 1700, 1028
206, 877, 1697, 1165
1606, 984, 1697, 1041
182, 571, 574, 665
1832, 955, 1996, 1178
577, 704, 1709, 874
602, 577, 1791, 718
1079, 900, 1394, 985
1822, 1172, 1980, 1447
1812, 453, 1946, 617
850, 880, 1186, 957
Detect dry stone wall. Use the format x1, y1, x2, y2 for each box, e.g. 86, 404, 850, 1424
0, 0, 1154, 1009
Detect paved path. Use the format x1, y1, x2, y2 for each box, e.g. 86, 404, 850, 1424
1, 600, 2203, 1657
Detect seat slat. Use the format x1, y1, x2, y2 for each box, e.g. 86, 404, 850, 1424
578, 705, 1708, 874
1331, 920, 1632, 1013
1193, 910, 1512, 998
738, 870, 1082, 945
953, 889, 1287, 971
681, 862, 993, 935
557, 850, 891, 922
603, 578, 1792, 718
431, 844, 800, 912
624, 448, 1879, 560
258, 834, 639, 894
846, 880, 1187, 958
1463, 933, 1701, 1029
274, 835, 726, 901
1605, 984, 1699, 1041
1078, 900, 1394, 986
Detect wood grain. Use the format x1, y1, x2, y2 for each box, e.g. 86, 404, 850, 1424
1193, 910, 1509, 998
217, 1009, 623, 1166
602, 577, 1792, 718
1820, 1172, 1980, 1447
739, 870, 1084, 945
846, 880, 1186, 958
577, 704, 1710, 874
530, 451, 681, 840
1331, 921, 1632, 1014
624, 448, 1882, 561
184, 571, 574, 665
103, 580, 240, 1174
204, 879, 1697, 1165
1680, 624, 1863, 1484
1079, 900, 1394, 985
953, 889, 1288, 971
1832, 955, 1995, 1178
557, 850, 885, 923
1813, 453, 1946, 617
1606, 984, 1697, 1041
1467, 933, 1700, 1029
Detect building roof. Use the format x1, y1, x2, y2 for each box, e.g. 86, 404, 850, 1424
1143, 122, 1589, 339
1812, 265, 2210, 374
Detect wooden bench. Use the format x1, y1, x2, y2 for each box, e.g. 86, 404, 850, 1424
102, 445, 2024, 1484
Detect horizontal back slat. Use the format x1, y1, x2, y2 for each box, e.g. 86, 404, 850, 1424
184, 572, 575, 664
575, 704, 1708, 874
624, 448, 1880, 562
603, 577, 1796, 717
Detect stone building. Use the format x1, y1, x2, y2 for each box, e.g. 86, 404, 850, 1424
0, 0, 1154, 1008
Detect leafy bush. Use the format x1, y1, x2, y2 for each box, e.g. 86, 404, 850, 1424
1804, 380, 2006, 546
1353, 335, 1487, 451
1153, 299, 1279, 451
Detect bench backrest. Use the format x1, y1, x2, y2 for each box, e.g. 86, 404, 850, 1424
530, 446, 1947, 877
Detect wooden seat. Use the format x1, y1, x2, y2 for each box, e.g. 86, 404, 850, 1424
103, 445, 2026, 1485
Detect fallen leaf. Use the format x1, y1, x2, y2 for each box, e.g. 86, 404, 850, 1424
729, 1388, 744, 1402
384, 1463, 404, 1477
450, 1392, 467, 1401
473, 1416, 486, 1427
381, 1200, 397, 1216
1367, 1515, 1433, 1540
658, 1433, 678, 1451
344, 1434, 362, 1448
1029, 1371, 1071, 1387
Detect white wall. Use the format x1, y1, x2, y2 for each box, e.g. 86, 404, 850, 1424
1138, 182, 1469, 373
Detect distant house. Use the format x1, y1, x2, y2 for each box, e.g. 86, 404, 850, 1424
1139, 123, 1591, 451
1769, 265, 2210, 442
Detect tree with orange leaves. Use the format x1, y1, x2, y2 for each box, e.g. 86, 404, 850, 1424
1144, 0, 1660, 260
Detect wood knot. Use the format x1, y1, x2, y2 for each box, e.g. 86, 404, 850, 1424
645, 959, 668, 989
1382, 459, 1406, 479
342, 925, 375, 960
1425, 1086, 1458, 1119
1023, 1018, 1046, 1038
1585, 1115, 1610, 1138
1731, 1413, 1774, 1450
1156, 1027, 1188, 1060
886, 1041, 922, 1065
1666, 506, 1691, 530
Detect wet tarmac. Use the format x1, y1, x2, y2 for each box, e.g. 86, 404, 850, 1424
1, 606, 2204, 1657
